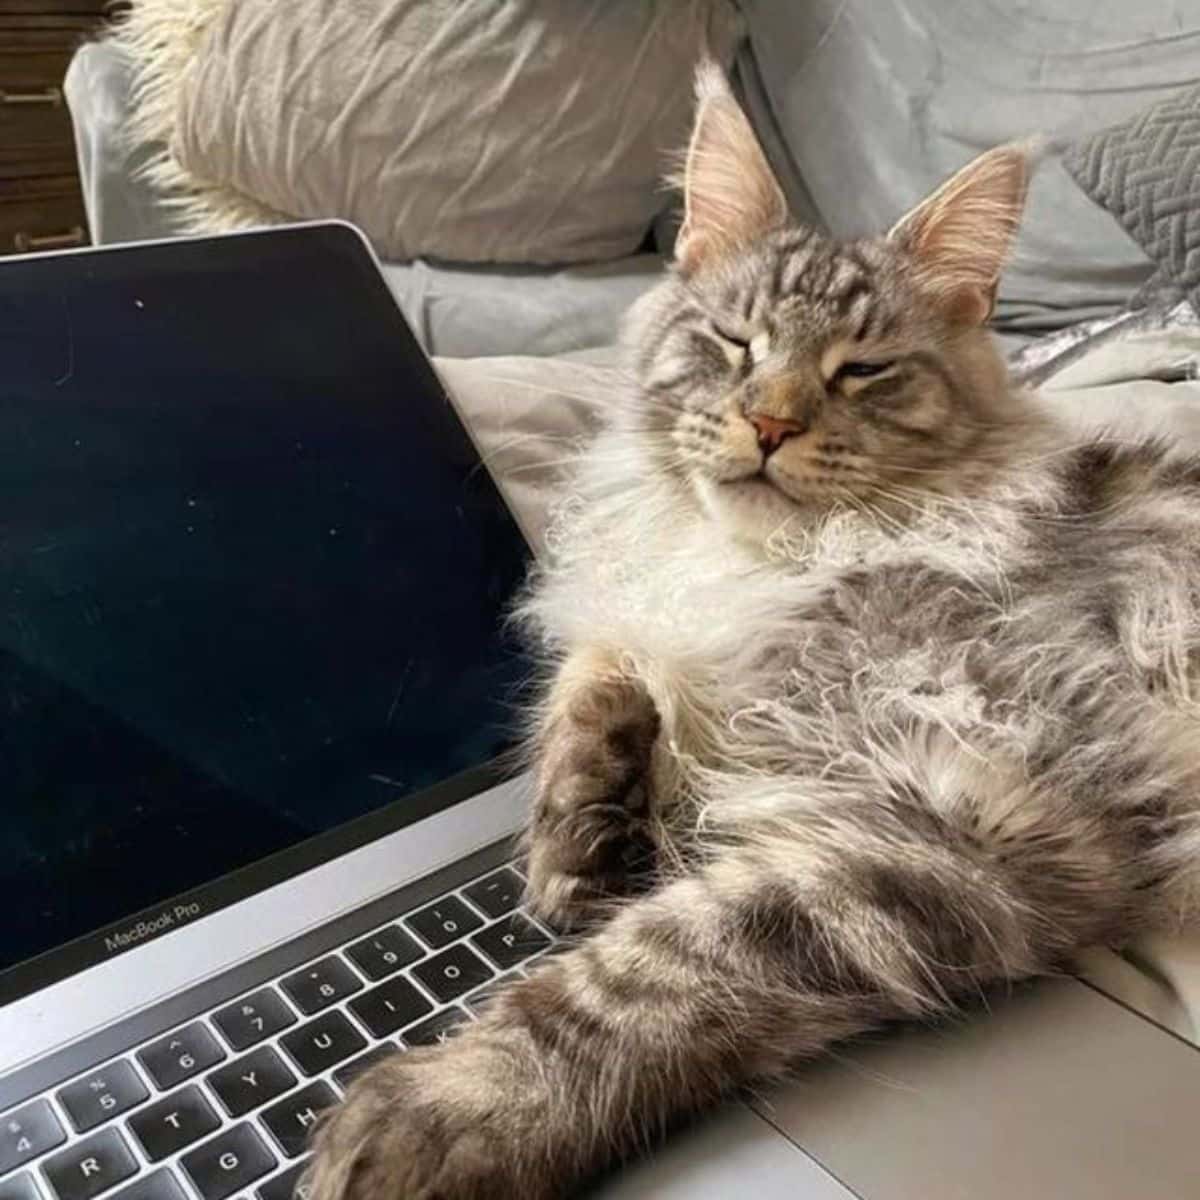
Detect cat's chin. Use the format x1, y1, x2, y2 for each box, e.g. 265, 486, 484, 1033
691, 472, 814, 545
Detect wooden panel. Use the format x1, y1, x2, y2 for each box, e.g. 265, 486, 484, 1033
0, 174, 89, 255
0, 141, 77, 180
0, 4, 113, 253
0, 88, 76, 178
0, 23, 96, 87
0, 2, 110, 15
1, 142, 77, 174
0, 14, 108, 27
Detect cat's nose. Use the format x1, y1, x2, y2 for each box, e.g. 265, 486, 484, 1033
748, 413, 807, 456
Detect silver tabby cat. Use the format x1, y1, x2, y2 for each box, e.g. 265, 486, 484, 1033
306, 63, 1200, 1199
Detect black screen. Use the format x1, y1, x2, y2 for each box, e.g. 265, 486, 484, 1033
0, 226, 531, 994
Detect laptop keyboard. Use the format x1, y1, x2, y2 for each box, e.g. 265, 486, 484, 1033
0, 863, 556, 1200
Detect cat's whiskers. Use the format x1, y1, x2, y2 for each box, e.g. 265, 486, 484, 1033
865, 483, 1019, 608
887, 471, 1135, 530
498, 441, 688, 477
459, 369, 685, 425
872, 460, 961, 478
838, 486, 907, 538
470, 435, 644, 479
769, 458, 875, 502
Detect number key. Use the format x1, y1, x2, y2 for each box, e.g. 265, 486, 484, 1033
462, 868, 524, 919
212, 989, 296, 1051
405, 897, 482, 949
139, 1023, 225, 1090
0, 1098, 65, 1174
57, 1061, 149, 1133
279, 957, 362, 1015
344, 926, 422, 981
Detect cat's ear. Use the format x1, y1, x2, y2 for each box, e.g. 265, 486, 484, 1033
889, 143, 1035, 325
675, 59, 788, 271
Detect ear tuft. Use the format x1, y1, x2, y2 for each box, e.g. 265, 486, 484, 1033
674, 58, 788, 271
889, 141, 1038, 325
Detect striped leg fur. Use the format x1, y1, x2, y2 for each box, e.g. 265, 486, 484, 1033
304, 769, 1145, 1200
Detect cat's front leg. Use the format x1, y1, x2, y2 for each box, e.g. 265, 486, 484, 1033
306, 781, 1139, 1200
524, 645, 662, 928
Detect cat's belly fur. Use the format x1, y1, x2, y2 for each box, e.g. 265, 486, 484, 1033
633, 533, 1051, 798
530, 474, 1200, 855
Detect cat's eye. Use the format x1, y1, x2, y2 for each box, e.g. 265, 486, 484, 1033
713, 327, 771, 370
839, 360, 893, 379
712, 326, 749, 351
712, 327, 750, 369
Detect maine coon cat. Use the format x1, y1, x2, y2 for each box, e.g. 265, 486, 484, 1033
306, 63, 1200, 1199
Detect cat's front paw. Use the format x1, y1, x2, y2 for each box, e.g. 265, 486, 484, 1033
526, 670, 661, 929
304, 1038, 561, 1200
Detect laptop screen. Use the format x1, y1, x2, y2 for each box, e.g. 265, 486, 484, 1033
0, 226, 532, 1001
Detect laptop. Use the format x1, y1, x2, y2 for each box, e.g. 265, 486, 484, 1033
2, 224, 1199, 1200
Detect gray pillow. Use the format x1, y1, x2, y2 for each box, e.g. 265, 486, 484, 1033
1063, 83, 1200, 311
136, 0, 741, 265
738, 0, 1199, 334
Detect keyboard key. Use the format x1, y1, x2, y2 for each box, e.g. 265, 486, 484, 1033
259, 1082, 337, 1158
181, 1124, 276, 1200
207, 1047, 296, 1117
411, 944, 493, 1004
213, 990, 297, 1052
401, 1007, 469, 1048
128, 1085, 220, 1162
279, 1011, 366, 1077
463, 972, 522, 1017
405, 897, 483, 950
0, 1172, 39, 1200
279, 957, 362, 1016
58, 1061, 150, 1133
111, 1170, 187, 1200
0, 1099, 65, 1174
331, 1044, 402, 1091
463, 868, 524, 919
471, 913, 552, 971
139, 1023, 226, 1090
344, 926, 422, 981
347, 977, 432, 1039
256, 1160, 311, 1200
42, 1128, 137, 1200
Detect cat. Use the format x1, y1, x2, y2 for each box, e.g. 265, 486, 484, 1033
305, 61, 1200, 1199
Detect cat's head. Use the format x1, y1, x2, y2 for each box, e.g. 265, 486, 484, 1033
625, 61, 1037, 543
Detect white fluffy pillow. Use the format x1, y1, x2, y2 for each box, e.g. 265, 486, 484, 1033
116, 0, 741, 264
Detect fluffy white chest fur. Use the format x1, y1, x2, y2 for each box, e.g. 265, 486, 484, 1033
524, 424, 1200, 912
527, 432, 1052, 811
